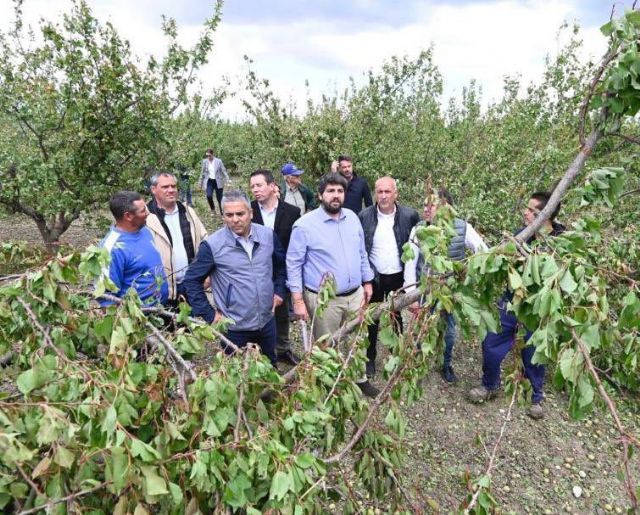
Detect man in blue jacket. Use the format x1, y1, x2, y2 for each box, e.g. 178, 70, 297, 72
338, 155, 373, 214
183, 190, 286, 366
468, 191, 565, 420
99, 190, 168, 306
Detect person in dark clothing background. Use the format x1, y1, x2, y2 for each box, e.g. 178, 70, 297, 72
337, 155, 373, 214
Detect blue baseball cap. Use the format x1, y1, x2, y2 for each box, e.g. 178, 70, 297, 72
281, 163, 304, 176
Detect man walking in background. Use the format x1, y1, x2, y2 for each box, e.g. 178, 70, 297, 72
250, 169, 302, 365
337, 155, 372, 214
280, 162, 317, 214
404, 189, 488, 383
200, 148, 229, 215
146, 171, 207, 308
359, 176, 420, 378
99, 191, 168, 306
286, 172, 378, 397
183, 191, 286, 366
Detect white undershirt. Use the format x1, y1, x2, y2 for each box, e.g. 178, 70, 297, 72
164, 208, 189, 283
369, 208, 402, 275
259, 201, 277, 229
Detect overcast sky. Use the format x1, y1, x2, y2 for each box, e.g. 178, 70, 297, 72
1, 0, 636, 119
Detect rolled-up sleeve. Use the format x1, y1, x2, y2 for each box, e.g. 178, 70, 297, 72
183, 242, 216, 323
286, 225, 307, 293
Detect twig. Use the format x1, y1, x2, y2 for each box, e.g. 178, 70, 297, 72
571, 329, 639, 509
234, 349, 252, 443
17, 463, 43, 497
16, 297, 70, 364
464, 378, 520, 514
323, 357, 409, 464
145, 322, 197, 385
620, 187, 640, 199
17, 481, 111, 515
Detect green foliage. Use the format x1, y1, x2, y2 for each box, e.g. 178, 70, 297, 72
0, 0, 222, 249
0, 245, 433, 513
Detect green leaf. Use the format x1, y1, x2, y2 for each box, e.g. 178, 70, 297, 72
269, 470, 292, 501
53, 446, 75, 468
559, 270, 577, 294
130, 438, 161, 462
140, 465, 168, 496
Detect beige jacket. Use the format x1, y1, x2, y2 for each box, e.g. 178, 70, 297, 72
146, 205, 207, 301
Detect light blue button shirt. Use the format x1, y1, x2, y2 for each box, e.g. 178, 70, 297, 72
286, 207, 374, 294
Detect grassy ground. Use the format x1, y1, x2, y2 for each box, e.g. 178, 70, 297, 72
1, 207, 638, 514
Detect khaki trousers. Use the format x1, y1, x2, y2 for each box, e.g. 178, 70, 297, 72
303, 287, 367, 382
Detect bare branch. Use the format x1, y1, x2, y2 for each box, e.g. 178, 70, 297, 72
464, 379, 520, 514
571, 329, 639, 509
17, 481, 111, 515
516, 128, 602, 244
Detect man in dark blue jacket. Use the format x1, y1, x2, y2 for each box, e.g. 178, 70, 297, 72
468, 191, 565, 420
338, 155, 373, 214
183, 190, 286, 366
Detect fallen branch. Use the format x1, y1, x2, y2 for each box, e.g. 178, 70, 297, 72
234, 349, 252, 443
145, 322, 196, 383
17, 481, 111, 515
464, 378, 520, 514
571, 329, 639, 509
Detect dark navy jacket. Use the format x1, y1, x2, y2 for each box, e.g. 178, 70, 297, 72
343, 174, 373, 214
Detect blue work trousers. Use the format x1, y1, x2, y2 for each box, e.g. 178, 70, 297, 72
224, 316, 277, 366
481, 301, 545, 404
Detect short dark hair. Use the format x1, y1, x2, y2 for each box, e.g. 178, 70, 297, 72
205, 148, 214, 156
250, 169, 275, 184
318, 172, 348, 194
438, 188, 455, 207
109, 191, 143, 221
337, 155, 352, 164
530, 191, 561, 221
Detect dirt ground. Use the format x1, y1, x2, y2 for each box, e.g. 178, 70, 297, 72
1, 209, 637, 514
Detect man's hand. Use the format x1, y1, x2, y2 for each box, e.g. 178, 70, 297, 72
272, 294, 283, 311
203, 276, 211, 290
292, 296, 308, 321
213, 311, 222, 324
408, 301, 421, 317
362, 282, 373, 305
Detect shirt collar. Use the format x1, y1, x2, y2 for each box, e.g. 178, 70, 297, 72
320, 207, 346, 222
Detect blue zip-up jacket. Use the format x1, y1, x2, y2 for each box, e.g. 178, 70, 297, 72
183, 224, 286, 329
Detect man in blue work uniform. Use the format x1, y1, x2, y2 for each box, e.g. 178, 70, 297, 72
468, 192, 565, 419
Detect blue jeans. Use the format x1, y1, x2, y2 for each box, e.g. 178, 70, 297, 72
481, 301, 545, 404
224, 316, 277, 366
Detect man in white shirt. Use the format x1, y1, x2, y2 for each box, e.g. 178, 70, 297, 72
250, 169, 302, 365
403, 188, 488, 382
146, 172, 207, 307
358, 177, 420, 378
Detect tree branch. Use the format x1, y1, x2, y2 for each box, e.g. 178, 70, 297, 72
571, 329, 639, 509
17, 481, 111, 515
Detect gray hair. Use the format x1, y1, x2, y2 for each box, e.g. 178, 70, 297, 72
221, 190, 251, 211
149, 171, 177, 186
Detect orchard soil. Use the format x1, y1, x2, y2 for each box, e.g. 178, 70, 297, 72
1, 209, 637, 514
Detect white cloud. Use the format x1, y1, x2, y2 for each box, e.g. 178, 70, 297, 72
0, 0, 612, 119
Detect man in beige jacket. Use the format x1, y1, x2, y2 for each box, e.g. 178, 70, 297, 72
146, 171, 207, 307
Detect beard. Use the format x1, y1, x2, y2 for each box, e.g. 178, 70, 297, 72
322, 198, 342, 214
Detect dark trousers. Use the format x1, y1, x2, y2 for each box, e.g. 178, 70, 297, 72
367, 272, 404, 365
206, 178, 223, 213
275, 294, 291, 354
225, 316, 277, 366
481, 300, 545, 404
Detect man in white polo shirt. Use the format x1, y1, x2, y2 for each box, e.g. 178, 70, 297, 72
358, 176, 420, 378
146, 171, 207, 307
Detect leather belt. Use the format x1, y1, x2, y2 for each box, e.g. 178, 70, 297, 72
305, 286, 359, 297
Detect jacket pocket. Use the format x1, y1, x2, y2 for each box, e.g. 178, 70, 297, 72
225, 284, 234, 307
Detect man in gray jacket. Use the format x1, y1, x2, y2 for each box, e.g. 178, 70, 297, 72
200, 148, 229, 215
183, 191, 286, 365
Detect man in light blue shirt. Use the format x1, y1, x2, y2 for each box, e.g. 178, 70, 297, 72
286, 172, 378, 397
